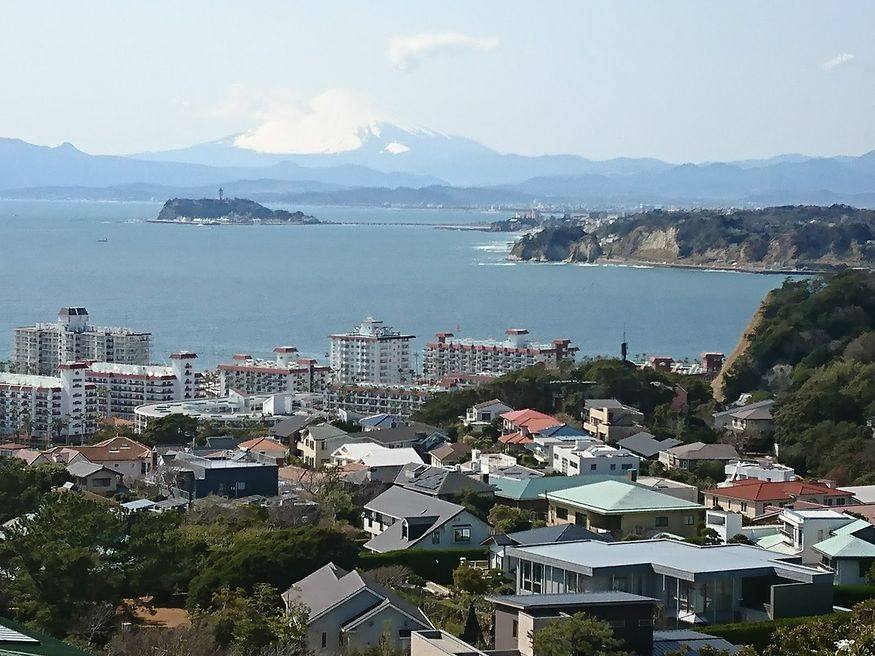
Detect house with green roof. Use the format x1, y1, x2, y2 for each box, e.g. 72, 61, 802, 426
812, 518, 875, 585
489, 474, 611, 518
545, 479, 705, 539
0, 616, 93, 656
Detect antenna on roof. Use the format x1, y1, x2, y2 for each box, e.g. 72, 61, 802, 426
621, 328, 628, 362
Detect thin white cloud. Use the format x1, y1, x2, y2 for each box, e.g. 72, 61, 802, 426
387, 32, 498, 71
820, 52, 855, 72
232, 88, 383, 154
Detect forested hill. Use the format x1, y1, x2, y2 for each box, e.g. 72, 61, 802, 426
155, 198, 320, 224
722, 270, 875, 483
509, 204, 875, 271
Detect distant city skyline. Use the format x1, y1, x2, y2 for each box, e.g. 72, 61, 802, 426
2, 1, 873, 162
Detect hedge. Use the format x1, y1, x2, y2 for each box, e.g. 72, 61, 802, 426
357, 547, 489, 584
834, 584, 875, 608
704, 616, 812, 650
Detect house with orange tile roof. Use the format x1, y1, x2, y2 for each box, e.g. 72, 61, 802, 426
238, 436, 289, 465
499, 409, 561, 448
703, 479, 856, 519
66, 436, 153, 480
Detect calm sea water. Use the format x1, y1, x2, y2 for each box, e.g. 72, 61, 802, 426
0, 200, 790, 369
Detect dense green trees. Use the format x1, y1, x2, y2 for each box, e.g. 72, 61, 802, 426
530, 612, 629, 656
721, 271, 875, 482
186, 526, 359, 610
0, 459, 67, 523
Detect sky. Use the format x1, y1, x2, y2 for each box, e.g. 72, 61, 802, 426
1, 1, 873, 162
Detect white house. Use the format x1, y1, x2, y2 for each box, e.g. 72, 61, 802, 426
464, 399, 513, 429
330, 443, 423, 468
551, 441, 639, 477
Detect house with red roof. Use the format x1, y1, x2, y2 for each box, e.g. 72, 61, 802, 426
498, 409, 561, 447
703, 479, 855, 519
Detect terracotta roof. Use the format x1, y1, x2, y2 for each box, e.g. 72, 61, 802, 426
70, 436, 151, 462
703, 479, 851, 502
238, 436, 288, 453
500, 408, 556, 424
0, 442, 28, 451
499, 432, 534, 445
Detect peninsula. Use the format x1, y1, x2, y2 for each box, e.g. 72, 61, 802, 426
508, 204, 875, 273
149, 198, 321, 225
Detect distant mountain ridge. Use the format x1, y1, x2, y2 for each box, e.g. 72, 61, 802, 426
2, 125, 875, 206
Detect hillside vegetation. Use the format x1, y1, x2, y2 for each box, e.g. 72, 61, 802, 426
722, 270, 875, 483
156, 197, 319, 224
510, 205, 875, 271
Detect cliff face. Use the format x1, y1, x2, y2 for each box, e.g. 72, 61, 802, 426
509, 226, 602, 262
156, 198, 319, 224
509, 205, 875, 271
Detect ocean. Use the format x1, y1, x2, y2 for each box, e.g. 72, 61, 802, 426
0, 200, 792, 369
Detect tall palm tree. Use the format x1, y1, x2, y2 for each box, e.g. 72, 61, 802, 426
19, 410, 32, 447
50, 416, 69, 447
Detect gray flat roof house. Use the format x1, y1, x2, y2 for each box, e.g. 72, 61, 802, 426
505, 538, 833, 625
283, 563, 432, 655
618, 431, 683, 459
363, 486, 491, 552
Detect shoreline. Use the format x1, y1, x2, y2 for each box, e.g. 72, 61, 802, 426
508, 255, 826, 275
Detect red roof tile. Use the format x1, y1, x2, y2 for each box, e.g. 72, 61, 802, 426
703, 480, 851, 502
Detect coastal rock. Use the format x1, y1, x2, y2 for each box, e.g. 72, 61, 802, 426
508, 226, 600, 262
508, 205, 875, 271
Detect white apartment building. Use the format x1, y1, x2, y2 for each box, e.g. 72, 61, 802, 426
324, 383, 435, 418
423, 329, 578, 381
329, 318, 414, 384
86, 351, 200, 419
134, 389, 295, 434
217, 347, 332, 395
551, 441, 640, 477
723, 460, 796, 485
0, 362, 98, 441
13, 307, 150, 375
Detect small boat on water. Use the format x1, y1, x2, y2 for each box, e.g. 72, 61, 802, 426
97, 238, 108, 242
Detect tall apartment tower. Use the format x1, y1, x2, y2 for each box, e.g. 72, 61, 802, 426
12, 307, 151, 375
329, 317, 414, 384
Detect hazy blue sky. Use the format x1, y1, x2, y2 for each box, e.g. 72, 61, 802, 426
2, 1, 873, 162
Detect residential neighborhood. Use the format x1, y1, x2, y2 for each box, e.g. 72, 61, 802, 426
4, 305, 875, 656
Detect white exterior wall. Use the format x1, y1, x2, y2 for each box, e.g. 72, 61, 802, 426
329, 319, 412, 385
13, 317, 150, 376
0, 368, 97, 440
552, 443, 639, 476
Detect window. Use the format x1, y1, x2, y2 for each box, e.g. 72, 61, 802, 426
621, 463, 633, 470
837, 498, 846, 506
453, 526, 471, 543
590, 464, 597, 471
565, 570, 578, 593
685, 515, 695, 526
521, 561, 532, 591
321, 633, 327, 648
532, 563, 543, 593
655, 516, 669, 528
740, 502, 747, 512
556, 507, 568, 520
432, 530, 440, 544
610, 463, 617, 471
512, 620, 518, 638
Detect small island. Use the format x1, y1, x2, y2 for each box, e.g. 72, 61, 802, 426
508, 204, 875, 273
149, 198, 321, 225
